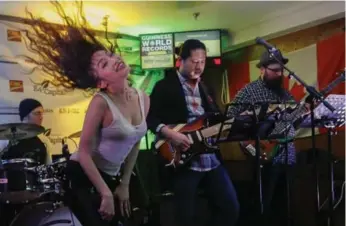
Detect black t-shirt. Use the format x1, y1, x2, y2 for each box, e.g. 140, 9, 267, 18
2, 136, 47, 165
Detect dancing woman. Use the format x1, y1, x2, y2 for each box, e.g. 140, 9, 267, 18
23, 1, 149, 225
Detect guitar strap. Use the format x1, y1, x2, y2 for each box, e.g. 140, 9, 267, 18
199, 80, 220, 114
199, 81, 224, 163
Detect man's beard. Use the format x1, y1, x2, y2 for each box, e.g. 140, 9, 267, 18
263, 74, 283, 91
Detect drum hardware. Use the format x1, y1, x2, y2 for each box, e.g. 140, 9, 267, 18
61, 138, 71, 160
0, 125, 152, 225
0, 122, 72, 225
43, 200, 64, 213
8, 201, 82, 226
0, 157, 67, 205
0, 123, 45, 161
67, 130, 81, 139
0, 123, 46, 203
27, 160, 67, 197
1, 158, 152, 226
0, 158, 41, 204
63, 134, 79, 153
0, 139, 17, 161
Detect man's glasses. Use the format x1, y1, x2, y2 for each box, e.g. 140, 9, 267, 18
31, 111, 44, 116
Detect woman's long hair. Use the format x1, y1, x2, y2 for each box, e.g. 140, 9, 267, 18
22, 1, 119, 89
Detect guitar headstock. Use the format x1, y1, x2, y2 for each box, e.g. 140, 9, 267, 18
322, 69, 346, 95
338, 68, 346, 80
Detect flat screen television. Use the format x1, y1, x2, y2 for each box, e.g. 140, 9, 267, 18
174, 29, 222, 58
139, 30, 222, 70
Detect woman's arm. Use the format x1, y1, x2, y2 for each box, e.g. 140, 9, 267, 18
120, 142, 140, 185
78, 95, 112, 198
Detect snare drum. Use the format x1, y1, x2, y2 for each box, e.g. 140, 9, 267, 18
0, 158, 40, 203
9, 201, 82, 226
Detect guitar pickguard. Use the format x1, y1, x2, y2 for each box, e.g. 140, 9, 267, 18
164, 130, 218, 168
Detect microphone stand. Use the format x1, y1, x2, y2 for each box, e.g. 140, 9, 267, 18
265, 48, 335, 112
250, 102, 264, 216
325, 121, 336, 226
281, 97, 292, 226
263, 47, 335, 226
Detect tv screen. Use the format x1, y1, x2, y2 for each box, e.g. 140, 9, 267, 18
140, 33, 175, 70
174, 30, 221, 58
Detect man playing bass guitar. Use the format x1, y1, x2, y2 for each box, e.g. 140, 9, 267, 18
147, 39, 239, 226
227, 50, 314, 226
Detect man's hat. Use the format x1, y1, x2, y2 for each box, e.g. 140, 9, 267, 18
256, 50, 288, 68
19, 98, 42, 121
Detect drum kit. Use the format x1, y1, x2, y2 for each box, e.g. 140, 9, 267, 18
0, 123, 82, 226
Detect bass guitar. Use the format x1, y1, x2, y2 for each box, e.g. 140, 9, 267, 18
239, 69, 345, 161
154, 115, 235, 168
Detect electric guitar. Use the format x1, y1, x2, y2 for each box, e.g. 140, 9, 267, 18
154, 115, 235, 168
239, 69, 346, 161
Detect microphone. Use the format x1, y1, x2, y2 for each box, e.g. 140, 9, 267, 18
255, 37, 278, 52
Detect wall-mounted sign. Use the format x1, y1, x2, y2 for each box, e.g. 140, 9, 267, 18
140, 33, 174, 69
7, 29, 22, 42
9, 80, 24, 92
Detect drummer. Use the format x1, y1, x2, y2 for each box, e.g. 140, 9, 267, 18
0, 98, 53, 164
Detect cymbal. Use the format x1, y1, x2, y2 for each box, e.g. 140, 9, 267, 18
0, 123, 45, 140
68, 130, 82, 138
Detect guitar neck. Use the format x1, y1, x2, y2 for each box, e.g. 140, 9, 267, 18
320, 71, 345, 96
273, 70, 345, 132
288, 104, 308, 121
199, 71, 345, 140
200, 118, 234, 138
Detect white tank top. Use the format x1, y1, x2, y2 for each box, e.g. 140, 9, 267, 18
70, 88, 147, 176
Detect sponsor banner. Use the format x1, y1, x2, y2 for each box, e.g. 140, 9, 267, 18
140, 33, 174, 69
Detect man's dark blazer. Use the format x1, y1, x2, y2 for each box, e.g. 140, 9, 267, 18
146, 69, 224, 163
147, 69, 221, 133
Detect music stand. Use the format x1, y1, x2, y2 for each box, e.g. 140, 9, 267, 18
302, 94, 345, 128
215, 102, 290, 217
301, 94, 345, 226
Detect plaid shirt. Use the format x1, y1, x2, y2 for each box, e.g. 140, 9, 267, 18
227, 78, 299, 165
177, 72, 221, 172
